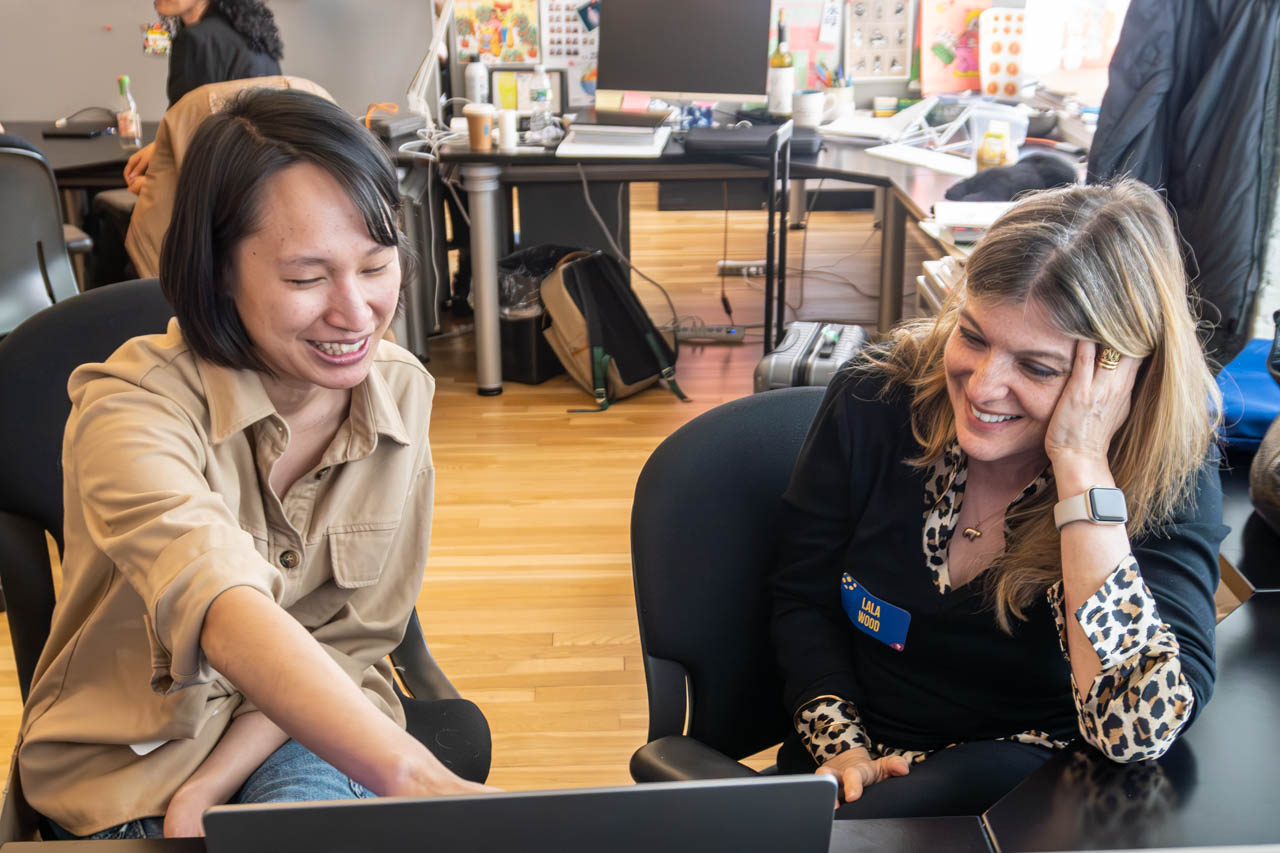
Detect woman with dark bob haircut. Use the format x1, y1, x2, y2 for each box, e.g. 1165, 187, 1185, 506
770, 179, 1225, 819
19, 88, 495, 840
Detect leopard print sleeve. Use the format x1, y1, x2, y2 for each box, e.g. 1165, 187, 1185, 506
795, 695, 870, 765
1047, 556, 1195, 763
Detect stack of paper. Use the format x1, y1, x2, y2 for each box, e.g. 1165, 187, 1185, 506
931, 200, 1015, 242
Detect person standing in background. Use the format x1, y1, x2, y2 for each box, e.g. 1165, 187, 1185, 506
124, 0, 283, 194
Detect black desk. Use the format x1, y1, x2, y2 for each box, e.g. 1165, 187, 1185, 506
2, 121, 158, 188
438, 137, 960, 394
985, 592, 1280, 850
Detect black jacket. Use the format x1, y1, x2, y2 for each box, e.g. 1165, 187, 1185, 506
1088, 0, 1280, 364
167, 10, 282, 108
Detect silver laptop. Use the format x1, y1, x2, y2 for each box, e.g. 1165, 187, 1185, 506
203, 776, 837, 853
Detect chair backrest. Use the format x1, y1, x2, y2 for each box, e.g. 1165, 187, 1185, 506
126, 75, 335, 278
0, 146, 79, 337
630, 386, 826, 760
0, 278, 174, 698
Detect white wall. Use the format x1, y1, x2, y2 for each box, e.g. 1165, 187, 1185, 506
0, 0, 436, 121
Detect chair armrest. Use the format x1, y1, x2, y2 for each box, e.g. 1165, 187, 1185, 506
62, 224, 92, 255
630, 735, 762, 783
389, 609, 461, 701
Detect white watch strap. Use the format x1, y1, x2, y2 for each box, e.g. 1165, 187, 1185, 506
1054, 486, 1126, 530
1054, 492, 1092, 530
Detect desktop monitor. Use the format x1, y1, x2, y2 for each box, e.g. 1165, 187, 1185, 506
595, 0, 772, 105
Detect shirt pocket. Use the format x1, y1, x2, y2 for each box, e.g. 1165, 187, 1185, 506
327, 524, 399, 589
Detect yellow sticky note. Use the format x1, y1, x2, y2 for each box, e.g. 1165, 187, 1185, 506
595, 90, 623, 110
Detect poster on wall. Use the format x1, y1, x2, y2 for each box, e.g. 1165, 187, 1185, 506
845, 0, 915, 81
772, 0, 843, 90
454, 0, 541, 64
539, 0, 599, 107
919, 0, 991, 94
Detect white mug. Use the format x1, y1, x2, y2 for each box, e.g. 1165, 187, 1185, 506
793, 89, 825, 129
824, 85, 854, 122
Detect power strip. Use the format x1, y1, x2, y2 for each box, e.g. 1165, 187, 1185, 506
675, 324, 746, 344
717, 259, 768, 277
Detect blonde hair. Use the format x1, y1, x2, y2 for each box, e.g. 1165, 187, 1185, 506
861, 179, 1221, 630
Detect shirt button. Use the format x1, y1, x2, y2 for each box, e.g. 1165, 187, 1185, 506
279, 550, 300, 569
315, 467, 331, 480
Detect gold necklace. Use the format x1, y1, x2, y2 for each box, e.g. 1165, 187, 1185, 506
959, 498, 1008, 541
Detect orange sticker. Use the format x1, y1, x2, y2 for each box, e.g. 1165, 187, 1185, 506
1007, 62, 1019, 75
1008, 42, 1020, 55
990, 62, 1002, 74
987, 82, 999, 94
991, 41, 1003, 53
1004, 82, 1018, 96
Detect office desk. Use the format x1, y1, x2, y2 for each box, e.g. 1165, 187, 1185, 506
438, 138, 959, 394
985, 591, 1280, 850
2, 121, 158, 188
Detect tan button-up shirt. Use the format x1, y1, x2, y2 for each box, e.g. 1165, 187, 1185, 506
17, 320, 435, 835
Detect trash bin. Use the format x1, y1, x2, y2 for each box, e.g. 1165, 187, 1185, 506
498, 245, 578, 384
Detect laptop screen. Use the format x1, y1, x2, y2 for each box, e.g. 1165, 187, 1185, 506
204, 776, 836, 853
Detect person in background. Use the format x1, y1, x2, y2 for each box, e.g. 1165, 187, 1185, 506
770, 179, 1224, 818
123, 0, 283, 194
18, 88, 494, 841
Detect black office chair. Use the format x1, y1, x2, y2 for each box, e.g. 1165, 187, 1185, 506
628, 386, 826, 782
0, 144, 82, 337
0, 279, 489, 838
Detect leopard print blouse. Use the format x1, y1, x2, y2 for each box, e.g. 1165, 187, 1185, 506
797, 442, 1195, 766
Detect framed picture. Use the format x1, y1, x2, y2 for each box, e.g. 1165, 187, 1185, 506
488, 66, 568, 114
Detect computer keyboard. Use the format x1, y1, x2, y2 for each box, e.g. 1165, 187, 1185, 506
865, 143, 976, 177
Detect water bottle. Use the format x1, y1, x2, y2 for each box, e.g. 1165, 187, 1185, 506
528, 64, 560, 146
116, 74, 141, 148
464, 61, 489, 107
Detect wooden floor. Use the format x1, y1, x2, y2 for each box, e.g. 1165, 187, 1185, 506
0, 182, 894, 793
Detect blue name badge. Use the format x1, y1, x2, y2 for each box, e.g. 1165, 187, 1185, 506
841, 573, 911, 651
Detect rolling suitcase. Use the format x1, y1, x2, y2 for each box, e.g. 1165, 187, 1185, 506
753, 322, 868, 393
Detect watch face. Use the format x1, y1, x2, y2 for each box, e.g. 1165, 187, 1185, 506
1089, 488, 1128, 523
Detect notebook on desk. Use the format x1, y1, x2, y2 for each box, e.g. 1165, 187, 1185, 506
203, 776, 837, 853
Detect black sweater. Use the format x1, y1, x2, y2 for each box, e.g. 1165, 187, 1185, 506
769, 368, 1224, 752
167, 10, 282, 108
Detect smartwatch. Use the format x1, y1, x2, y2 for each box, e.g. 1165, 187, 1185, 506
1054, 486, 1128, 530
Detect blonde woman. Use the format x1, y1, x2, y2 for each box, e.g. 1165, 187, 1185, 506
769, 179, 1224, 818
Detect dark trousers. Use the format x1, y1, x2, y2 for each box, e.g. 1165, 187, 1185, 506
777, 735, 1053, 819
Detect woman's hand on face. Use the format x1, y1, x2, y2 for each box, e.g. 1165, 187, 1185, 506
815, 747, 910, 806
1044, 340, 1141, 473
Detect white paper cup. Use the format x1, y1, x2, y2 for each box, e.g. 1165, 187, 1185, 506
793, 89, 825, 129
497, 109, 518, 152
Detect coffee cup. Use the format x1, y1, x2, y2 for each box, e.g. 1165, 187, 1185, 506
463, 102, 496, 152
824, 85, 854, 122
793, 89, 825, 129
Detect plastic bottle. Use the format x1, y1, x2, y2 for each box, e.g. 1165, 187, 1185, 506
116, 74, 141, 148
767, 9, 795, 118
528, 64, 560, 145
464, 60, 489, 107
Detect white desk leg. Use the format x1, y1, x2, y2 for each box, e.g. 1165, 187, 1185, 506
460, 164, 503, 396
789, 178, 806, 230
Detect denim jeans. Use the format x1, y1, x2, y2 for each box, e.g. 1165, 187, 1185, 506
48, 739, 374, 840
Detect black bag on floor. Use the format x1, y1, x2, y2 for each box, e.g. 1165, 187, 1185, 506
540, 251, 687, 410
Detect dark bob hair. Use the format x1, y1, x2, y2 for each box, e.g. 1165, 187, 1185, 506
160, 87, 407, 373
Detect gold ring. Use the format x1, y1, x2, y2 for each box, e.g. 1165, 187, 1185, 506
1098, 347, 1122, 370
